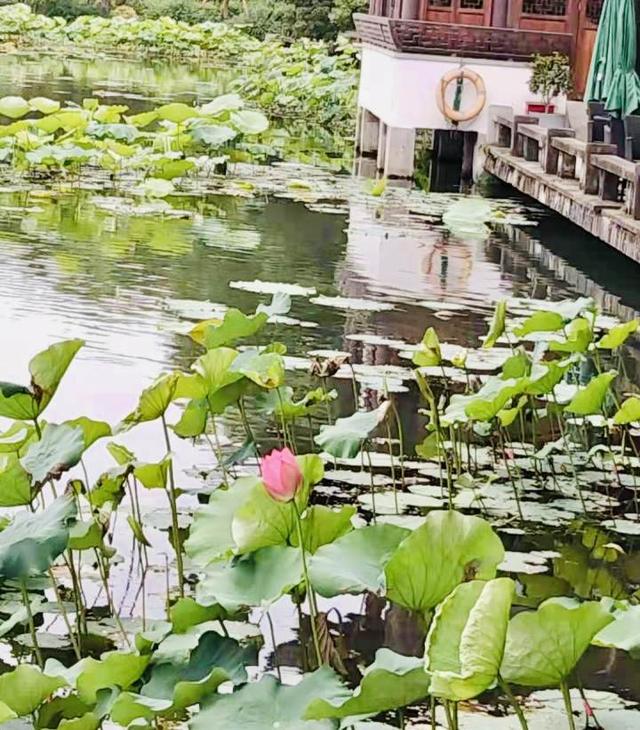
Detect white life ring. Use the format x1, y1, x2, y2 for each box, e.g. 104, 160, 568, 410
436, 68, 487, 123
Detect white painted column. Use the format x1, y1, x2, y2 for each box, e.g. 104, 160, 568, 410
383, 127, 416, 178
400, 0, 420, 18
359, 109, 381, 156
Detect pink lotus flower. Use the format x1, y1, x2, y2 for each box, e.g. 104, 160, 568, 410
260, 447, 302, 502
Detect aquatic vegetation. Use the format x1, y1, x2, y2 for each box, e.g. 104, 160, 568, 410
0, 4, 359, 137
0, 91, 271, 187
0, 290, 638, 728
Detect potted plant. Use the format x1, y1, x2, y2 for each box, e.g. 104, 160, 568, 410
527, 52, 572, 115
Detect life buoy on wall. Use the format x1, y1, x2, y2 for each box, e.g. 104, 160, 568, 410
436, 68, 487, 124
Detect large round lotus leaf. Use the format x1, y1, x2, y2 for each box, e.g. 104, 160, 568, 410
425, 578, 515, 701
501, 597, 615, 687
191, 668, 348, 730
0, 96, 30, 119
185, 476, 261, 566
230, 109, 269, 135
305, 649, 429, 720
309, 524, 409, 598
120, 372, 179, 427
0, 495, 76, 579
384, 510, 504, 615
196, 545, 302, 611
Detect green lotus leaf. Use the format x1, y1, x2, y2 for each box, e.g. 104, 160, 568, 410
385, 511, 504, 615
109, 692, 173, 726
199, 94, 244, 116
185, 476, 261, 566
141, 630, 254, 712
136, 177, 175, 199
230, 350, 285, 390
501, 597, 615, 687
444, 377, 522, 424
0, 421, 35, 454
565, 370, 617, 416
153, 157, 196, 180
173, 398, 209, 438
20, 423, 85, 486
309, 524, 409, 598
170, 597, 235, 634
0, 95, 30, 119
231, 481, 296, 555
191, 668, 348, 730
0, 454, 32, 506
501, 350, 532, 379
613, 396, 640, 425
305, 649, 429, 720
196, 545, 302, 611
134, 458, 171, 489
191, 309, 268, 349
126, 110, 158, 128
292, 505, 355, 554
413, 327, 442, 367
483, 300, 506, 348
121, 373, 179, 427
156, 102, 196, 124
548, 317, 593, 354
0, 664, 64, 716
593, 604, 640, 657
0, 340, 83, 420
230, 109, 269, 135
314, 402, 391, 458
514, 310, 565, 337
191, 124, 238, 147
47, 652, 150, 705
87, 466, 128, 508
64, 417, 111, 449
29, 96, 60, 115
0, 495, 76, 579
425, 578, 515, 701
598, 319, 639, 349
68, 519, 105, 551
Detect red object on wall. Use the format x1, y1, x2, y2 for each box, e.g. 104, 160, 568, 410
526, 102, 556, 113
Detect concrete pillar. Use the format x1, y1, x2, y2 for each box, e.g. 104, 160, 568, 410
377, 122, 388, 171
383, 126, 416, 178
359, 109, 381, 157
400, 0, 420, 18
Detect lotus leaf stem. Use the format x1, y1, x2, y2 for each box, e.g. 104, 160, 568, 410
161, 415, 185, 597
20, 580, 43, 668
498, 674, 529, 730
560, 681, 577, 730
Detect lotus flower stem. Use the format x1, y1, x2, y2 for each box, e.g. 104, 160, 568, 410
292, 500, 322, 668
560, 680, 577, 730
390, 400, 406, 491
430, 696, 437, 730
498, 675, 529, 730
238, 397, 258, 452
161, 415, 185, 597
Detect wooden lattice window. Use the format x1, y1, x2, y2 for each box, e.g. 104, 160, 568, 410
427, 0, 453, 7
586, 0, 604, 23
460, 0, 484, 8
522, 0, 567, 15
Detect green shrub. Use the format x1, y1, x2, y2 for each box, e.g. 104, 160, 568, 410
130, 0, 221, 23
28, 0, 105, 18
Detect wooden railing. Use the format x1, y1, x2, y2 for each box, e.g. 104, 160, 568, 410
354, 13, 573, 61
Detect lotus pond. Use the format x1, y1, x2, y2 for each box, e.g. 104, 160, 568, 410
2, 21, 640, 730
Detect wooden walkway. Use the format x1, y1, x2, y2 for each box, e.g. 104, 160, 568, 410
484, 113, 640, 265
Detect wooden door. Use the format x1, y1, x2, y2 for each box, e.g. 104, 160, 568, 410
419, 0, 493, 25
573, 0, 603, 96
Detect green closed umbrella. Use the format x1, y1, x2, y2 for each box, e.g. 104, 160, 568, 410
586, 0, 640, 116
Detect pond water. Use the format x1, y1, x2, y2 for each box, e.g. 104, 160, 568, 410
2, 50, 640, 726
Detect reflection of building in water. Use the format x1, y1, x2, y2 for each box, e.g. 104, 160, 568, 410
337, 200, 508, 302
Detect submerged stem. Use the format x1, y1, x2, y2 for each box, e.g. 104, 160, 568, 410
292, 501, 322, 668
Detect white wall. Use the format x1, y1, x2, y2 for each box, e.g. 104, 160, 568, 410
358, 46, 567, 134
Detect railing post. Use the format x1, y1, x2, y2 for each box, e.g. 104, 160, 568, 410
631, 164, 640, 219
